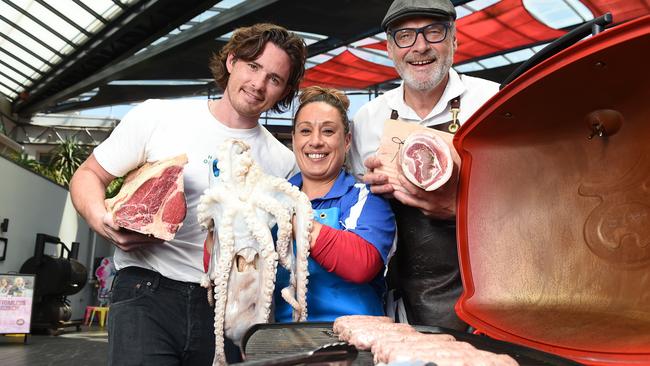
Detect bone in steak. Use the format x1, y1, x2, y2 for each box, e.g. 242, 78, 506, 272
105, 154, 188, 241
399, 132, 452, 191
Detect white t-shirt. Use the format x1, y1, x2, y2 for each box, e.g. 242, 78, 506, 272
93, 99, 297, 282
349, 69, 499, 178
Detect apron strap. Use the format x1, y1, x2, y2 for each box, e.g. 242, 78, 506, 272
390, 96, 462, 134
385, 101, 467, 330
429, 96, 461, 134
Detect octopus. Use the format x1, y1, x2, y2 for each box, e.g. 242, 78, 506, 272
197, 139, 313, 365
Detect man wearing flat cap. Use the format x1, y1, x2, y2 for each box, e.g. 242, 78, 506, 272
349, 0, 499, 329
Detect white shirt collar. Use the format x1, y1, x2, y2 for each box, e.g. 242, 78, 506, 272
385, 68, 467, 122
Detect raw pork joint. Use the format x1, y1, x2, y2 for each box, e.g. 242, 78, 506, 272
399, 132, 452, 191
105, 154, 188, 241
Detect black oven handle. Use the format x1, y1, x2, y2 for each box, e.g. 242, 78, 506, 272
500, 12, 613, 88
234, 342, 357, 366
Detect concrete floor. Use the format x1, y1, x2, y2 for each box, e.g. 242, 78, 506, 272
1, 325, 108, 366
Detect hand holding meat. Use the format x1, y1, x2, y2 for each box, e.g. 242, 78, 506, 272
363, 150, 459, 219
363, 156, 398, 197
393, 166, 458, 219
100, 212, 164, 251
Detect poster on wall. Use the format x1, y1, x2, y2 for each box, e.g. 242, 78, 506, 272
0, 273, 35, 334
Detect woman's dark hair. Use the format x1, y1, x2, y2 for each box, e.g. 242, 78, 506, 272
209, 23, 307, 114
293, 86, 350, 134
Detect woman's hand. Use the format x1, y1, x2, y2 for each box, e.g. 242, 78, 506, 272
293, 214, 322, 249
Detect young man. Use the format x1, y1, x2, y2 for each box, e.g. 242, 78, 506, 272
69, 23, 306, 365
348, 0, 500, 330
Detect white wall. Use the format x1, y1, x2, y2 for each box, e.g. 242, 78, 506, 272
0, 155, 113, 321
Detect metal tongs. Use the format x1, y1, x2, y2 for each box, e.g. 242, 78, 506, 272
236, 342, 358, 366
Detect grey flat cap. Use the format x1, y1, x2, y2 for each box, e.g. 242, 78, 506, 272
382, 0, 457, 30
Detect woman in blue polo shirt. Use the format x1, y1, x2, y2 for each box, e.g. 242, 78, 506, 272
275, 86, 396, 321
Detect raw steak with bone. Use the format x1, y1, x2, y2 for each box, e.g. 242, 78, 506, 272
197, 139, 313, 366
333, 315, 519, 365
105, 154, 188, 241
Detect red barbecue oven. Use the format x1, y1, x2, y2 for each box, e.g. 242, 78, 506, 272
454, 14, 650, 366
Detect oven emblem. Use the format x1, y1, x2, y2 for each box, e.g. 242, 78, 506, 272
579, 159, 650, 265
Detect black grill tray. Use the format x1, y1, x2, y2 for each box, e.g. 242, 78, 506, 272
240, 322, 583, 365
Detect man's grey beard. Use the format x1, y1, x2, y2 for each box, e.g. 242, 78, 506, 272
396, 51, 454, 92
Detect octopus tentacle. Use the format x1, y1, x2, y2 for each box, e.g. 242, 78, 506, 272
198, 193, 221, 306
288, 187, 313, 321
212, 208, 235, 366
198, 139, 313, 365
251, 193, 302, 316
243, 201, 279, 322
267, 178, 313, 321
252, 194, 293, 269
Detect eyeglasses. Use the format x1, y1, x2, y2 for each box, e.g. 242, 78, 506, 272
389, 22, 451, 48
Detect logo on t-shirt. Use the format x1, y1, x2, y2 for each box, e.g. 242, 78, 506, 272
203, 155, 220, 177
212, 159, 219, 177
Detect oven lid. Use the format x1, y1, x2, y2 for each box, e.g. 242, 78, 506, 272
454, 14, 650, 365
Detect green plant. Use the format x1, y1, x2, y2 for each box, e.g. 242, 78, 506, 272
105, 176, 125, 198
9, 151, 58, 182
11, 152, 42, 171
48, 138, 89, 187
9, 140, 123, 195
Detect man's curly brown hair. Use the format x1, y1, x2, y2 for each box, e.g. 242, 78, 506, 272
209, 23, 307, 114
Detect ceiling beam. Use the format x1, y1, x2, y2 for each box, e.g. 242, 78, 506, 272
3, 0, 79, 48
0, 32, 54, 68
13, 0, 220, 117
35, 0, 93, 37
0, 13, 65, 57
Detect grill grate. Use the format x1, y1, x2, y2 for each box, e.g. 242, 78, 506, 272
243, 323, 373, 365
241, 323, 583, 366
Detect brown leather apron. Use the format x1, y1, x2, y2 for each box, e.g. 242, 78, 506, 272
387, 97, 467, 330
